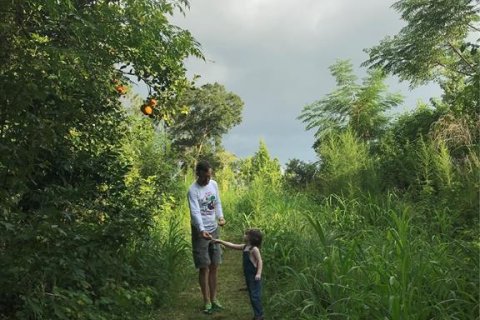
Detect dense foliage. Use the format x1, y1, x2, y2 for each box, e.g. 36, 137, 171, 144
299, 60, 403, 148
1, 0, 478, 319
0, 0, 199, 318
236, 140, 282, 187
220, 1, 479, 319
168, 82, 244, 169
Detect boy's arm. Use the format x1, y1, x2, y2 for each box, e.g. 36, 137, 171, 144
252, 247, 263, 280
213, 239, 244, 250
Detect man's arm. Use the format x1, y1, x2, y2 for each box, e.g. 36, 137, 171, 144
187, 189, 205, 232
212, 181, 226, 226
252, 247, 263, 280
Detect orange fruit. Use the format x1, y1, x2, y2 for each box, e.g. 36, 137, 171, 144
115, 85, 127, 95
141, 105, 153, 115
148, 98, 157, 106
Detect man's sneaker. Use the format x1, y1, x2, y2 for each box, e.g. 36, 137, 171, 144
203, 303, 213, 314
212, 299, 224, 311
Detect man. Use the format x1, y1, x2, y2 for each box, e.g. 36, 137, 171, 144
187, 160, 226, 314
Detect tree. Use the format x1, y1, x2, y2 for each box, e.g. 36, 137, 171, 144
168, 82, 244, 169
364, 0, 479, 85
364, 0, 479, 158
364, 0, 479, 225
363, 0, 479, 120
299, 60, 403, 148
0, 0, 200, 318
377, 103, 446, 190
284, 159, 319, 189
240, 140, 282, 186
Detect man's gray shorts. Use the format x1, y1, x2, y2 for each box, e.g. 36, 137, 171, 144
191, 226, 222, 269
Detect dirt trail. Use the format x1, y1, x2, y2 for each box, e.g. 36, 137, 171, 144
154, 247, 253, 320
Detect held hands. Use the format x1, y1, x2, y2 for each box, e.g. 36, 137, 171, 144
201, 231, 212, 240
200, 217, 226, 240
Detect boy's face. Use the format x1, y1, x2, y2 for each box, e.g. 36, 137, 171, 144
197, 168, 212, 186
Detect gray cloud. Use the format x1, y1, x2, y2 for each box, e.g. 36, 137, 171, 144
171, 0, 441, 164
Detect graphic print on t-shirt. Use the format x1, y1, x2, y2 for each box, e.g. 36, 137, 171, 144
201, 191, 216, 214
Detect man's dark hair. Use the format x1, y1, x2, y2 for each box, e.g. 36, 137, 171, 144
246, 229, 263, 248
196, 160, 211, 174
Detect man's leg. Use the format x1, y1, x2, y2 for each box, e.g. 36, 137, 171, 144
192, 225, 212, 311
209, 228, 222, 303
208, 264, 218, 302
199, 267, 210, 304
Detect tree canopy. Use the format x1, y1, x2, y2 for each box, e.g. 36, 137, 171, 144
168, 82, 244, 168
364, 0, 479, 85
299, 60, 403, 148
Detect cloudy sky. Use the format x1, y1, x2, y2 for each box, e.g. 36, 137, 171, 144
170, 0, 441, 165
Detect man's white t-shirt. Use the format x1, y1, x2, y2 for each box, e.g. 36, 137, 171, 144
188, 180, 224, 233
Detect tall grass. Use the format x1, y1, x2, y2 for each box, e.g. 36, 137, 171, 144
318, 130, 378, 197
413, 138, 479, 233
181, 132, 478, 319
220, 179, 479, 319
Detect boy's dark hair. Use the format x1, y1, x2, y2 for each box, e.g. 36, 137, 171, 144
196, 160, 211, 174
246, 229, 263, 248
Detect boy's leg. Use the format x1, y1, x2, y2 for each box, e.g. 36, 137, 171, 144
249, 278, 263, 318
245, 274, 263, 319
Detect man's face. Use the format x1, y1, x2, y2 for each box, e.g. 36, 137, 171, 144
197, 168, 212, 186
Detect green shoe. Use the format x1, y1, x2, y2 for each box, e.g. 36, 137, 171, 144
212, 299, 224, 311
203, 302, 213, 314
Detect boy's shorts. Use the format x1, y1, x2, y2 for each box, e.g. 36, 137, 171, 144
191, 226, 222, 268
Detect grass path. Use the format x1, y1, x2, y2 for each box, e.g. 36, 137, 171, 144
153, 245, 253, 320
